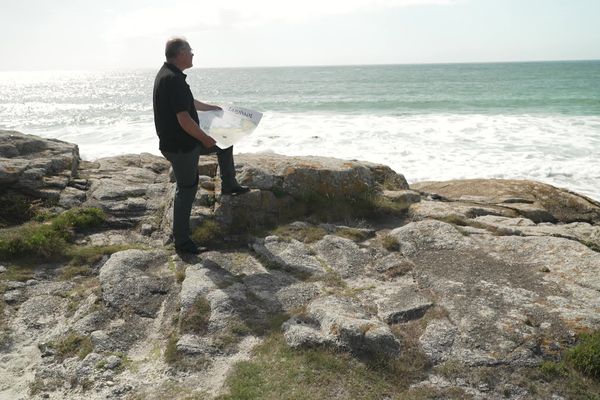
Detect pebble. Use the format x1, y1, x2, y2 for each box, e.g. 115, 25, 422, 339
105, 355, 122, 369
3, 290, 23, 304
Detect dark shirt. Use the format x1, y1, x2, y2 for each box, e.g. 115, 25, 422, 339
153, 62, 200, 153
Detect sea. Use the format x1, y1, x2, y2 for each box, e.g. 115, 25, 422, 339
1, 60, 599, 200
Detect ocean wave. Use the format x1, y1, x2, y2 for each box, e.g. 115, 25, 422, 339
10, 111, 599, 201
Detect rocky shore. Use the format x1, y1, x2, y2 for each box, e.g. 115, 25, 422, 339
1, 131, 599, 399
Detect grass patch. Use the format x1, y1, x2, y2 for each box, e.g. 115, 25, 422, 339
163, 333, 210, 371
66, 244, 141, 265
191, 219, 222, 245
313, 258, 347, 292
368, 196, 412, 216
180, 297, 211, 334
126, 381, 209, 400
520, 360, 600, 400
0, 222, 70, 260
214, 313, 290, 354
272, 224, 327, 244
52, 207, 105, 231
1, 265, 35, 282
382, 234, 400, 251
336, 227, 372, 242
293, 191, 408, 224
0, 193, 37, 228
59, 265, 94, 280
434, 214, 470, 226
435, 332, 600, 399
164, 334, 180, 364
175, 266, 186, 283
67, 244, 142, 266
48, 332, 93, 361
218, 333, 429, 400
167, 259, 186, 283
567, 330, 600, 379
29, 377, 65, 397
539, 360, 569, 378
0, 207, 105, 261
62, 277, 102, 317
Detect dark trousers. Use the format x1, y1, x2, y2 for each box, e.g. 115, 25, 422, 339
162, 145, 236, 246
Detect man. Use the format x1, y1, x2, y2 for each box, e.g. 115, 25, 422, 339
153, 37, 249, 254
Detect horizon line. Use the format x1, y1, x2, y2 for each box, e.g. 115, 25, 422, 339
1, 58, 599, 73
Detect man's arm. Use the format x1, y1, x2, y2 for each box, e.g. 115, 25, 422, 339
176, 111, 217, 148
194, 100, 222, 112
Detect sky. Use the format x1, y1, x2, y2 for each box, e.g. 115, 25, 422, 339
1, 0, 599, 70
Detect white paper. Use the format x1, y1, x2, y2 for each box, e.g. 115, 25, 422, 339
197, 105, 263, 148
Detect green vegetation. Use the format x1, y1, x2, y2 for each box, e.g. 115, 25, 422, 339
1, 265, 35, 282
539, 360, 569, 378
296, 191, 409, 223
434, 331, 600, 399
368, 196, 412, 216
48, 332, 94, 361
272, 224, 327, 243
567, 330, 600, 379
52, 207, 105, 231
29, 377, 65, 397
68, 243, 144, 267
191, 219, 222, 245
213, 311, 291, 354
217, 333, 431, 400
180, 297, 211, 334
335, 226, 372, 242
163, 332, 210, 371
59, 265, 94, 280
126, 381, 209, 400
382, 234, 400, 251
0, 193, 36, 228
63, 277, 102, 317
164, 334, 180, 365
0, 207, 105, 261
175, 267, 186, 283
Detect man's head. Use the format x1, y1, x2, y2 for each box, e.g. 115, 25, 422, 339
165, 37, 194, 70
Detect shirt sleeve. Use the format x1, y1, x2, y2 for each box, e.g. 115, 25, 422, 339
167, 76, 192, 114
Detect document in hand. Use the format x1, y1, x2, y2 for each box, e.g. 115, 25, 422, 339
197, 105, 263, 148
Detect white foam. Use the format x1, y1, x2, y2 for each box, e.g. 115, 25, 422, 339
13, 112, 600, 201
237, 112, 600, 200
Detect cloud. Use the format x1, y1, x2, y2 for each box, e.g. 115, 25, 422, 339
105, 5, 221, 41
105, 0, 459, 40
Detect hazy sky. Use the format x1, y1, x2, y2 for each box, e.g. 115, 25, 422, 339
2, 0, 599, 70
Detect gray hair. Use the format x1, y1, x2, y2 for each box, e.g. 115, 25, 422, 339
165, 37, 189, 60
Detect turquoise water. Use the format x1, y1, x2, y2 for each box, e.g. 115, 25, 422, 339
191, 60, 600, 115
1, 60, 599, 199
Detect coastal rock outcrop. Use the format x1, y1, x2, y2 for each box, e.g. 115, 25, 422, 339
0, 130, 80, 201
413, 179, 600, 224
1, 131, 600, 400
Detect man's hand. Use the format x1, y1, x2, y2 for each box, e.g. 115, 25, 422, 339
195, 100, 222, 112
200, 133, 217, 148
176, 111, 217, 148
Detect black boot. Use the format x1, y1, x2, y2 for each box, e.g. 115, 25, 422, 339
217, 146, 250, 195
221, 184, 250, 195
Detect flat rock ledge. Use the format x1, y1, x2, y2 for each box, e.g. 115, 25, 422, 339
1, 131, 600, 400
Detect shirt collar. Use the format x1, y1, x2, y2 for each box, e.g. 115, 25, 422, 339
164, 62, 186, 78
